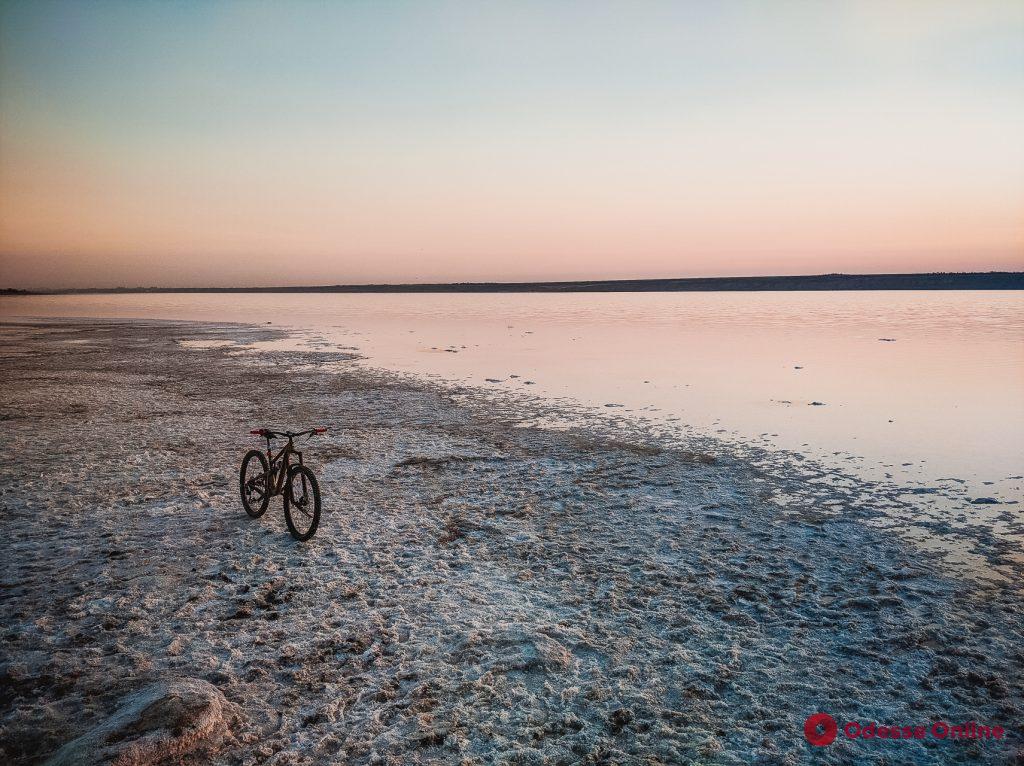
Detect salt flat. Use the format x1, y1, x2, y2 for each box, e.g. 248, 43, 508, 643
0, 320, 1020, 765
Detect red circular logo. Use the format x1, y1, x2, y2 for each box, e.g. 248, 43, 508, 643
805, 713, 838, 746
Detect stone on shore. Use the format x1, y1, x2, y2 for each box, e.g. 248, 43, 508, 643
44, 678, 235, 766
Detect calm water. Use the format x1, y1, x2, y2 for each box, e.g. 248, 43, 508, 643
3, 291, 1022, 506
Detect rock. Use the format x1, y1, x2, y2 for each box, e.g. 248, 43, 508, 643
44, 678, 235, 766
969, 497, 1000, 505
607, 708, 633, 734
808, 401, 825, 406
452, 628, 572, 674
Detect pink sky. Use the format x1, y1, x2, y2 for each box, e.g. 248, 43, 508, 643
1, 1, 1022, 288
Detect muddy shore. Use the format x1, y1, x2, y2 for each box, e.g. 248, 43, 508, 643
0, 319, 1021, 765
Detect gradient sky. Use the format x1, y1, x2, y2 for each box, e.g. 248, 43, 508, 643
1, 0, 1023, 288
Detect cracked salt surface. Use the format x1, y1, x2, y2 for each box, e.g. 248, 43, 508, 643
192, 322, 1024, 585
0, 319, 1022, 765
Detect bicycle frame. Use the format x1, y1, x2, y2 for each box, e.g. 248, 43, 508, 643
264, 435, 303, 497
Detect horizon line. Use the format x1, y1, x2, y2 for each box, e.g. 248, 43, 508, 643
3, 271, 1023, 295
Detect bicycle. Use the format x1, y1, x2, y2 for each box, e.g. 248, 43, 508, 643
239, 427, 327, 541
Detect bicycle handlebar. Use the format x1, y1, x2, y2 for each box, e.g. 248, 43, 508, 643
251, 427, 328, 439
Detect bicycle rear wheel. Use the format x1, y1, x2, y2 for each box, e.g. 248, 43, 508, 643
284, 465, 321, 541
240, 450, 271, 518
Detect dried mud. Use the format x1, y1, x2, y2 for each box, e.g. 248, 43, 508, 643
0, 320, 1021, 765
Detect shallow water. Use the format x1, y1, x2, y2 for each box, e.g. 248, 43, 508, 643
3, 290, 1022, 508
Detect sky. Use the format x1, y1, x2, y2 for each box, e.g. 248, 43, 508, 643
1, 1, 1023, 289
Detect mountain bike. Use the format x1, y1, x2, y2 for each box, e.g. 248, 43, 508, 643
240, 428, 327, 541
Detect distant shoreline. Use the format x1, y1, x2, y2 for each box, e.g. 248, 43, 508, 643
3, 271, 1022, 295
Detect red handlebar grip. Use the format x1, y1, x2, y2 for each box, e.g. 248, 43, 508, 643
313, 428, 327, 434
250, 429, 265, 436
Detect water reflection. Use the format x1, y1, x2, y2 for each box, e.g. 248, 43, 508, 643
3, 291, 1022, 508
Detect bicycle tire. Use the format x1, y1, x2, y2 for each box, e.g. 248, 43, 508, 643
284, 465, 321, 541
240, 449, 271, 518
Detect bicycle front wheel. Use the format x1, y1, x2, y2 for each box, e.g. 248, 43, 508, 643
284, 465, 321, 541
